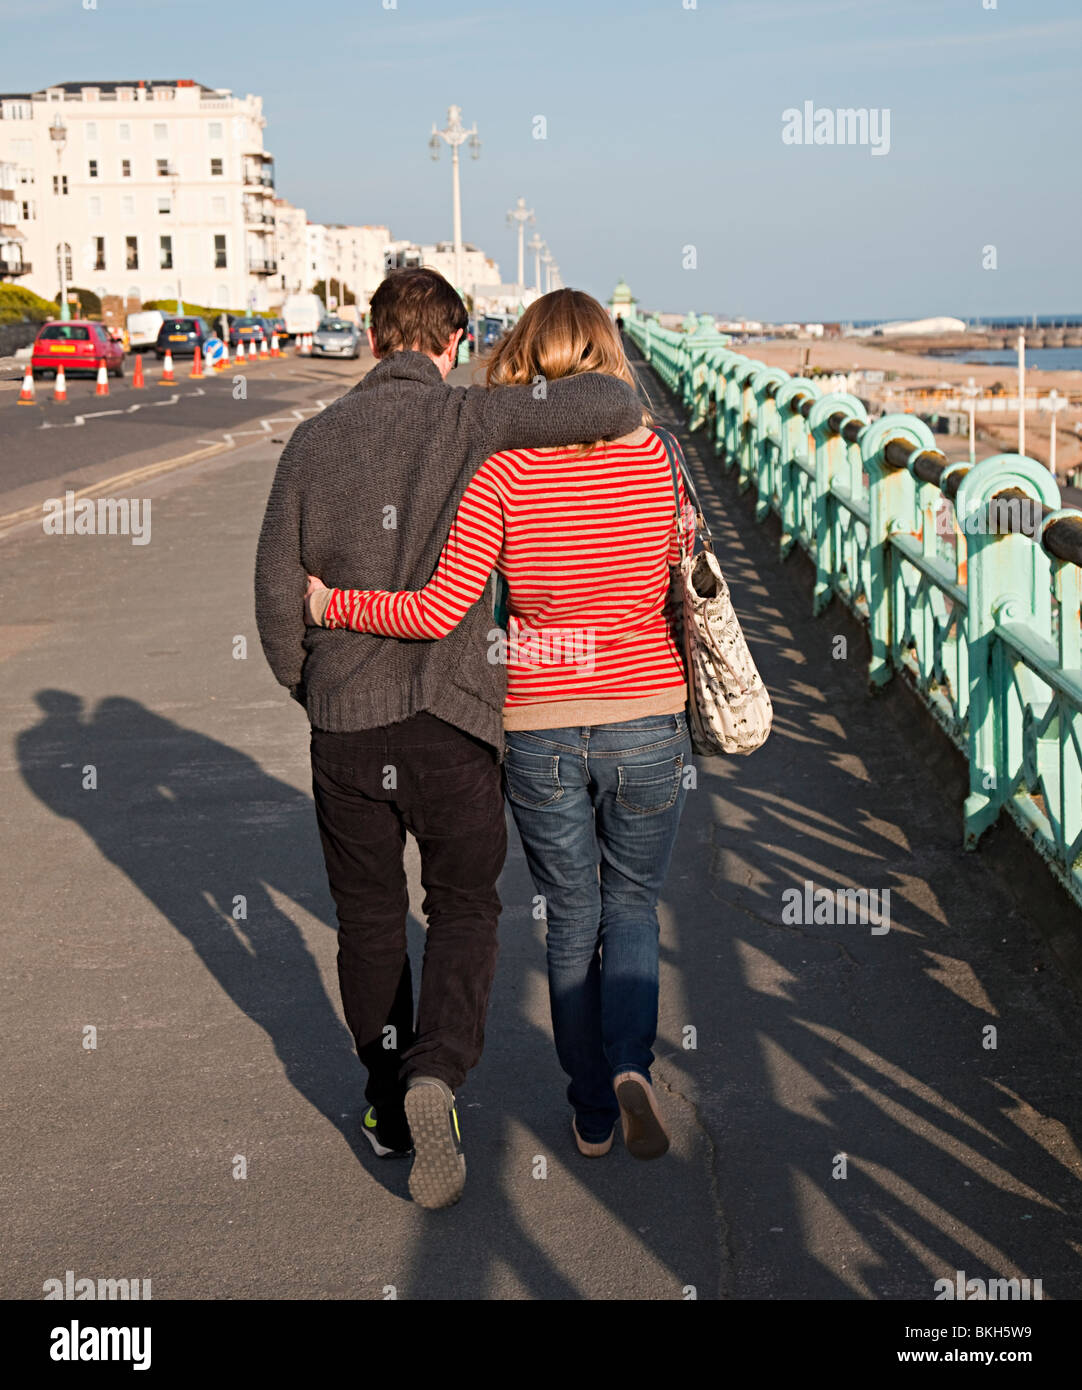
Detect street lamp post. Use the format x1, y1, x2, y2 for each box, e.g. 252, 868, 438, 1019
506, 196, 534, 291
527, 233, 545, 293
49, 115, 70, 321
429, 105, 480, 294
541, 249, 553, 294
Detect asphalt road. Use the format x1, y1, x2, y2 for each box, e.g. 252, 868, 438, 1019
0, 349, 361, 518
1, 352, 1080, 1301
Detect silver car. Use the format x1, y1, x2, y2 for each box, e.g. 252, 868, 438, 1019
311, 317, 362, 359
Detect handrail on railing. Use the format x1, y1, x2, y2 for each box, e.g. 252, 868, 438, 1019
623, 307, 1082, 912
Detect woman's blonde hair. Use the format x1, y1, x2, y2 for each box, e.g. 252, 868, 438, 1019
483, 289, 650, 443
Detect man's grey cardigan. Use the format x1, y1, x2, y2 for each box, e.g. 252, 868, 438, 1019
254, 351, 643, 752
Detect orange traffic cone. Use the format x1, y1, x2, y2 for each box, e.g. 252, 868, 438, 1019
270, 333, 280, 358
95, 358, 110, 397
161, 349, 175, 384
54, 364, 67, 403
247, 340, 257, 363
132, 353, 145, 389
259, 338, 269, 361
17, 363, 35, 404
216, 342, 228, 372
190, 344, 204, 379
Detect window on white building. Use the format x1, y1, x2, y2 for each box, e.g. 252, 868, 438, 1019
211, 196, 226, 217
214, 234, 227, 268
154, 122, 168, 141
158, 197, 171, 215
160, 235, 173, 270
119, 122, 132, 140
121, 195, 135, 216
85, 122, 98, 140
20, 201, 35, 220
53, 174, 69, 195
88, 196, 102, 217
208, 122, 223, 140
216, 284, 229, 303
121, 159, 131, 178
94, 237, 106, 271
210, 158, 223, 177
88, 159, 98, 178
126, 236, 139, 270
156, 159, 170, 177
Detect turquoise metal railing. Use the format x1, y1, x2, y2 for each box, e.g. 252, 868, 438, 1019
627, 312, 1082, 910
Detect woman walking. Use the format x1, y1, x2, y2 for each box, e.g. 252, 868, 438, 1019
306, 290, 694, 1159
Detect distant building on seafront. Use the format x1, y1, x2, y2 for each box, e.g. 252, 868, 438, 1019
382, 238, 501, 302
0, 79, 282, 310
607, 277, 637, 322
848, 315, 968, 338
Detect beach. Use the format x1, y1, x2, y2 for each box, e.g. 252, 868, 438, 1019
751, 338, 1082, 477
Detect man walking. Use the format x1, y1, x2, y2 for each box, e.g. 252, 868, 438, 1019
254, 269, 641, 1208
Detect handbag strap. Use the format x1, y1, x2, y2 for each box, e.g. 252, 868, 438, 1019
651, 427, 714, 552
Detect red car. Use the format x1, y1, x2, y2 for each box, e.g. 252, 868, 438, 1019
32, 320, 126, 379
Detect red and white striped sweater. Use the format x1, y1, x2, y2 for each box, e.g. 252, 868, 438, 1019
322, 427, 694, 718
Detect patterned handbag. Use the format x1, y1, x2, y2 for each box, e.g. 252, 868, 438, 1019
654, 428, 773, 757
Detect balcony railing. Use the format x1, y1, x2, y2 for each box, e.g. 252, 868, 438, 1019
247, 257, 278, 275
0, 258, 30, 276
244, 208, 275, 226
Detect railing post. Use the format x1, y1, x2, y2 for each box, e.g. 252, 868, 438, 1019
808, 392, 868, 616
1044, 524, 1082, 862
732, 360, 766, 492
954, 454, 1062, 846
751, 367, 791, 524
858, 414, 936, 687
712, 349, 741, 461
685, 316, 732, 433
774, 377, 820, 559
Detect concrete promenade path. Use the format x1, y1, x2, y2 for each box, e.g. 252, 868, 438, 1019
2, 355, 1081, 1301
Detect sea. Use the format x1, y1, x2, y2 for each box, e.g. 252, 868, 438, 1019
940, 348, 1082, 372
845, 315, 1082, 372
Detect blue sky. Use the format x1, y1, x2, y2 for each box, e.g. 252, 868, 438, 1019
1, 0, 1078, 320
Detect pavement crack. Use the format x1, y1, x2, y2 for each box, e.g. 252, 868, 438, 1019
651, 1062, 734, 1300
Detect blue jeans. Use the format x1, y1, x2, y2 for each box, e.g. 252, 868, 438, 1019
503, 713, 691, 1141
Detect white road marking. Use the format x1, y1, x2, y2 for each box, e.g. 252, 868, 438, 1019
38, 387, 207, 429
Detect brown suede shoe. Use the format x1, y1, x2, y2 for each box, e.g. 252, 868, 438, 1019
613, 1071, 670, 1160
572, 1116, 614, 1157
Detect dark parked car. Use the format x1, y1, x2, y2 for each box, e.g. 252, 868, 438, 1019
265, 315, 289, 343
228, 315, 269, 348
479, 315, 509, 350
32, 320, 125, 378
155, 316, 212, 358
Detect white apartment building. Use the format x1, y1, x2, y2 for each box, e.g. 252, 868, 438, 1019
304, 221, 390, 311
423, 241, 500, 294
383, 238, 501, 299
273, 197, 308, 296
0, 79, 279, 311
0, 159, 30, 279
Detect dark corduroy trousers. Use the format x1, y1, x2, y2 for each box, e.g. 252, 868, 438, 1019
311, 713, 506, 1113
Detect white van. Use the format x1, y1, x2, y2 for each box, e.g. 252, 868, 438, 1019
282, 294, 326, 337
126, 310, 166, 351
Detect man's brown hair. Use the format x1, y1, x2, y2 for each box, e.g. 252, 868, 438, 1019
369, 268, 468, 358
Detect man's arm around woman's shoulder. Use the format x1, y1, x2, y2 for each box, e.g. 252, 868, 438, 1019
462, 372, 643, 455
